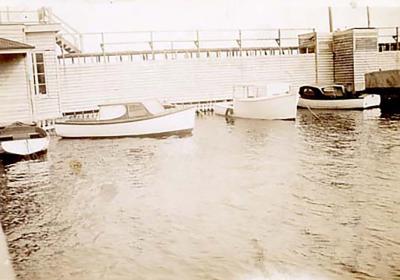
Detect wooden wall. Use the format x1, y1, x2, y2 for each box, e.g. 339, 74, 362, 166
333, 30, 354, 92
353, 29, 378, 91
0, 25, 61, 124
316, 33, 334, 85
0, 25, 32, 124
26, 31, 61, 120
298, 32, 334, 85
0, 24, 25, 41
0, 54, 32, 124
377, 51, 400, 70
333, 28, 379, 92
58, 54, 317, 112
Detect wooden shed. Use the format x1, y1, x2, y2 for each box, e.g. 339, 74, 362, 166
0, 23, 61, 126
333, 28, 379, 93
299, 32, 334, 85
0, 37, 34, 124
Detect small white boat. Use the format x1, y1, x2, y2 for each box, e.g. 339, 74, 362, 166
298, 85, 381, 110
215, 83, 298, 120
0, 122, 49, 157
55, 99, 196, 138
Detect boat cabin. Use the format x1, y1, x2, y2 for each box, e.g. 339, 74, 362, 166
97, 100, 166, 121
299, 85, 353, 100
233, 83, 290, 99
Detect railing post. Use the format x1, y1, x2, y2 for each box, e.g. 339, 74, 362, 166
170, 41, 175, 59
79, 34, 84, 52
237, 29, 242, 56
195, 30, 200, 58
149, 31, 155, 60
101, 32, 106, 63
276, 29, 282, 55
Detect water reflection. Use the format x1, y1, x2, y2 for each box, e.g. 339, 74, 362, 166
0, 110, 399, 280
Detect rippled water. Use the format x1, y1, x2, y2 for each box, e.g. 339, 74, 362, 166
1, 109, 400, 280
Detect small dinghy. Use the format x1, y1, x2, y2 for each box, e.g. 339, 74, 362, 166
0, 122, 49, 157
55, 99, 196, 138
298, 85, 381, 110
215, 83, 298, 120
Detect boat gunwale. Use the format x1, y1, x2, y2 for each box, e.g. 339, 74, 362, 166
298, 84, 358, 100
234, 92, 298, 102
0, 125, 48, 141
297, 96, 380, 110
55, 106, 195, 126
56, 128, 194, 139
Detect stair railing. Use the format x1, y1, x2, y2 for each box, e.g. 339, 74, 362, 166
41, 7, 83, 52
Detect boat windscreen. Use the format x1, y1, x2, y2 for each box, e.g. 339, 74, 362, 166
321, 86, 345, 98
127, 103, 152, 118
98, 105, 127, 120
300, 87, 319, 98
142, 100, 165, 115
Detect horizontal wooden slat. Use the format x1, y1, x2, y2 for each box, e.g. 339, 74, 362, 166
58, 54, 317, 112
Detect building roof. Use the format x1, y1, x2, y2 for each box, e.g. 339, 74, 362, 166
0, 38, 34, 51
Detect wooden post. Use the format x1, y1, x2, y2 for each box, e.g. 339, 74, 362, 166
79, 34, 84, 52
195, 30, 200, 58
397, 27, 399, 51
276, 29, 282, 55
101, 32, 106, 63
328, 7, 333, 33
149, 31, 155, 60
237, 30, 242, 56
366, 6, 371, 28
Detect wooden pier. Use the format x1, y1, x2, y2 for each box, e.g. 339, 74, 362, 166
365, 69, 400, 109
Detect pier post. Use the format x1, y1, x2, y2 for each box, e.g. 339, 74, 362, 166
397, 27, 399, 50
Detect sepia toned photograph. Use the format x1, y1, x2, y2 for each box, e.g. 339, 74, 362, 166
1, 0, 400, 279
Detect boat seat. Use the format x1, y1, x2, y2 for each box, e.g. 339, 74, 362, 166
0, 135, 13, 141
29, 133, 42, 139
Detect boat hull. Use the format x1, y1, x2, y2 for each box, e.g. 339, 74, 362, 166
0, 137, 49, 156
55, 107, 196, 138
214, 103, 233, 116
216, 93, 298, 120
298, 94, 381, 109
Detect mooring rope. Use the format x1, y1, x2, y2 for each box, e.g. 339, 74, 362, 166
306, 105, 321, 121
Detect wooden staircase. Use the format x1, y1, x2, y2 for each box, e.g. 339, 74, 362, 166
41, 8, 82, 53
56, 34, 81, 54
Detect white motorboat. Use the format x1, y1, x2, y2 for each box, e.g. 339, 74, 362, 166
215, 83, 298, 120
298, 85, 381, 109
0, 122, 49, 157
54, 99, 196, 138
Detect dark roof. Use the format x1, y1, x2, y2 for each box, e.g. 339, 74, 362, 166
0, 38, 34, 50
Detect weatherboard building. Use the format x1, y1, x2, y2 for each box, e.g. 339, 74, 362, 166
0, 8, 400, 127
